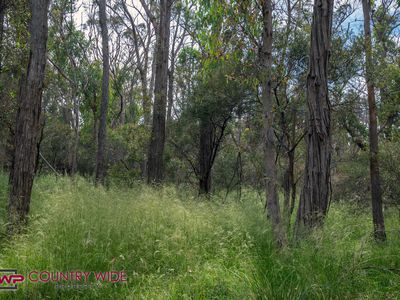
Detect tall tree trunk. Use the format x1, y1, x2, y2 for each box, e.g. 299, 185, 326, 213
167, 65, 175, 124
260, 0, 285, 246
8, 0, 50, 232
362, 0, 386, 241
283, 109, 297, 224
0, 0, 7, 72
147, 0, 172, 184
199, 116, 213, 195
296, 0, 333, 232
289, 109, 297, 217
95, 0, 109, 185
71, 93, 79, 175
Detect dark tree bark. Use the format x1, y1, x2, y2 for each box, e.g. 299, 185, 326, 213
8, 0, 50, 231
296, 0, 333, 232
147, 0, 173, 184
283, 146, 295, 216
197, 115, 229, 195
362, 0, 386, 241
260, 0, 285, 246
167, 66, 175, 125
199, 116, 214, 194
95, 0, 110, 185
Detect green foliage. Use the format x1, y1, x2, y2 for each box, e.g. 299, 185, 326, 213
0, 175, 399, 299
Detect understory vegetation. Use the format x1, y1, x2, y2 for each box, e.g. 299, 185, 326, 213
0, 174, 399, 299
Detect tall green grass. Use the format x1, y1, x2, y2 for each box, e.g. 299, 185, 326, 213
0, 174, 399, 299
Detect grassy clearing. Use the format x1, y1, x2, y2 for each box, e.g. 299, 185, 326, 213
0, 174, 399, 299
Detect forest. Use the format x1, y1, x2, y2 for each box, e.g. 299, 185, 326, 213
0, 0, 399, 298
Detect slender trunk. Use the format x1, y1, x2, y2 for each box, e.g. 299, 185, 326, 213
283, 149, 294, 214
71, 94, 79, 175
95, 0, 109, 185
199, 116, 213, 195
167, 64, 175, 124
92, 108, 99, 170
289, 109, 297, 217
149, 46, 156, 107
280, 0, 294, 223
119, 94, 125, 125
147, 0, 172, 184
140, 69, 150, 125
283, 108, 297, 225
0, 0, 6, 72
91, 93, 98, 153
362, 0, 386, 241
8, 0, 50, 232
296, 0, 333, 233
260, 0, 285, 246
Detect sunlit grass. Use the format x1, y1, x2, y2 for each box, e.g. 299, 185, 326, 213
0, 174, 399, 299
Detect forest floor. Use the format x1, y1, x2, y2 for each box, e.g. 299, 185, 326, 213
0, 174, 399, 299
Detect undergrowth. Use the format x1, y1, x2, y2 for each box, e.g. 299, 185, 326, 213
0, 174, 399, 299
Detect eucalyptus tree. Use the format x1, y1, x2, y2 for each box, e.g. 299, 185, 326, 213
95, 0, 110, 185
147, 0, 174, 184
8, 0, 51, 232
362, 0, 386, 241
296, 0, 334, 232
260, 0, 286, 245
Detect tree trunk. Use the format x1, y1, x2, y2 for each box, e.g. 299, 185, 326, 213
8, 0, 50, 232
95, 0, 109, 185
71, 94, 79, 175
283, 149, 294, 215
147, 0, 172, 184
260, 0, 285, 246
167, 65, 175, 124
119, 94, 125, 125
140, 70, 151, 125
283, 109, 297, 224
362, 0, 386, 241
296, 0, 333, 232
0, 0, 7, 72
199, 116, 213, 195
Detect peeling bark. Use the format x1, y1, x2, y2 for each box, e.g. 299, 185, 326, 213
296, 0, 334, 232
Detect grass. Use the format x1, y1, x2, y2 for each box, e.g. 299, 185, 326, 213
0, 174, 399, 299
